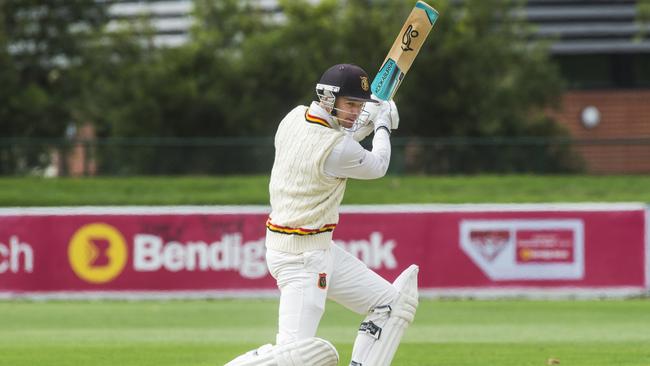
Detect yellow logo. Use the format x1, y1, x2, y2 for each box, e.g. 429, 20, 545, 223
360, 76, 369, 92
68, 223, 128, 284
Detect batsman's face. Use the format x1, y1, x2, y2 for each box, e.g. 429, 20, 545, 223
334, 97, 365, 129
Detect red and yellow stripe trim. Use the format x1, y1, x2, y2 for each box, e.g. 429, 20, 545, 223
305, 111, 331, 128
266, 218, 336, 236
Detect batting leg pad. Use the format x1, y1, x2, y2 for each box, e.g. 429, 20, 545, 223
224, 337, 339, 366
349, 264, 419, 366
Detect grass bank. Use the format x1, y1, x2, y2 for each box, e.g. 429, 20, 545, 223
0, 175, 649, 206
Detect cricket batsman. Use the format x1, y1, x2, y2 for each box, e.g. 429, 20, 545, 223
224, 64, 419, 366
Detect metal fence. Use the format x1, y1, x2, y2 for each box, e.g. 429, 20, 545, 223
1, 136, 649, 176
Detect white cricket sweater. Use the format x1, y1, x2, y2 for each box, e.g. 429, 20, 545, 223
266, 104, 347, 253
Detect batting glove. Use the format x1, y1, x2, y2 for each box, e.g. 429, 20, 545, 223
374, 100, 399, 134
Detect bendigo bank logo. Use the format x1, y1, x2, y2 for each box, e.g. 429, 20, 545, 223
68, 223, 128, 284
65, 225, 397, 283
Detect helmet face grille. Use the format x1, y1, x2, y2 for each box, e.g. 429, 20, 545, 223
315, 88, 371, 132
316, 88, 336, 112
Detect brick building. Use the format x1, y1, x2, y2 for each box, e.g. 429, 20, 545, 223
528, 0, 650, 173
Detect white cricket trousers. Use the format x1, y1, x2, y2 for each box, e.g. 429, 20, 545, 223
266, 242, 398, 345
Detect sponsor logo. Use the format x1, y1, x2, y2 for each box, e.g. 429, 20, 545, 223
134, 231, 397, 279
63, 226, 398, 282
460, 220, 584, 280
469, 230, 509, 262
374, 60, 395, 94
133, 233, 267, 279
359, 321, 382, 338
68, 223, 128, 284
401, 24, 419, 51
516, 230, 575, 264
335, 232, 397, 270
0, 236, 33, 274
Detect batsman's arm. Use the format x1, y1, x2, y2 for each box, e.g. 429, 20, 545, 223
323, 134, 390, 180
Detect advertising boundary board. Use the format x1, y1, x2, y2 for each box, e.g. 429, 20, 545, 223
0, 204, 648, 300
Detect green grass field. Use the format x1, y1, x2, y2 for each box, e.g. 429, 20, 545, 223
1, 299, 649, 366
1, 175, 650, 206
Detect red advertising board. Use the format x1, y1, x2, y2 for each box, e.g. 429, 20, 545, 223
0, 205, 647, 297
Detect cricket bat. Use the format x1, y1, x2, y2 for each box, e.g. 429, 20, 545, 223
371, 1, 439, 101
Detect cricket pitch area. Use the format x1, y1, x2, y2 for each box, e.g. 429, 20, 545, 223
1, 299, 649, 366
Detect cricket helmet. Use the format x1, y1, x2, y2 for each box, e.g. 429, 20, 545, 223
315, 64, 378, 131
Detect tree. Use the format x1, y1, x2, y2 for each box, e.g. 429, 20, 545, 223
208, 0, 565, 140
12, 0, 571, 175
71, 1, 275, 174
84, 0, 270, 139
0, 0, 109, 137
93, 0, 573, 174
390, 0, 572, 173
0, 0, 109, 173
209, 0, 417, 136
394, 0, 565, 138
85, 0, 566, 142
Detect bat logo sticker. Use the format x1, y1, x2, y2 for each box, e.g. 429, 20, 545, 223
401, 24, 419, 51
